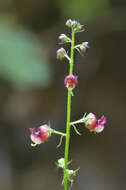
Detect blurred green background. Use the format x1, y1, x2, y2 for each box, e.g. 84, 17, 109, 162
0, 0, 126, 190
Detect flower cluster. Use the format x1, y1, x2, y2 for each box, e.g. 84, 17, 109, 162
57, 158, 79, 185
56, 19, 89, 94
29, 18, 108, 190
66, 19, 84, 33
84, 113, 107, 133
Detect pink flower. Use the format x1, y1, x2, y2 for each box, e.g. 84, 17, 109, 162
64, 74, 78, 90
29, 125, 50, 147
84, 113, 97, 130
85, 113, 107, 133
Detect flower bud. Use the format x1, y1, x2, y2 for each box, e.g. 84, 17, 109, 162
66, 19, 83, 33
59, 34, 71, 44
79, 42, 89, 54
65, 168, 79, 183
64, 74, 78, 90
66, 169, 74, 176
57, 158, 65, 168
56, 48, 67, 60
66, 19, 73, 28
29, 124, 50, 147
72, 21, 83, 33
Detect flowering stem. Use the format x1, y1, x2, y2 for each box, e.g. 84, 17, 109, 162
70, 29, 74, 74
64, 28, 75, 190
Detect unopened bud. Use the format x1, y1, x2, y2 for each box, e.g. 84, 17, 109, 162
59, 34, 71, 44
66, 19, 73, 28
76, 42, 89, 55
57, 158, 65, 168
80, 42, 89, 53
56, 48, 67, 60
66, 19, 83, 33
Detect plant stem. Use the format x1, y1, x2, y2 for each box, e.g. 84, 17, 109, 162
51, 129, 66, 136
64, 28, 75, 190
70, 29, 74, 75
70, 119, 84, 125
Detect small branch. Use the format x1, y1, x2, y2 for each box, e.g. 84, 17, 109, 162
51, 129, 66, 136
65, 54, 71, 62
70, 119, 84, 125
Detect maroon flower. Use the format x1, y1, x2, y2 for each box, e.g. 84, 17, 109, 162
29, 125, 50, 147
84, 113, 97, 130
84, 113, 107, 133
64, 74, 78, 90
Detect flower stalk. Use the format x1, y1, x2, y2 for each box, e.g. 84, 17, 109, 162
51, 129, 66, 137
64, 27, 75, 190
29, 19, 107, 190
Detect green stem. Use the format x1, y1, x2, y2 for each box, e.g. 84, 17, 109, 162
70, 119, 84, 125
51, 129, 66, 136
64, 28, 75, 190
70, 29, 74, 74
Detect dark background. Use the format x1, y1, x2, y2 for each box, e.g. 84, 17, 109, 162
0, 0, 126, 189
